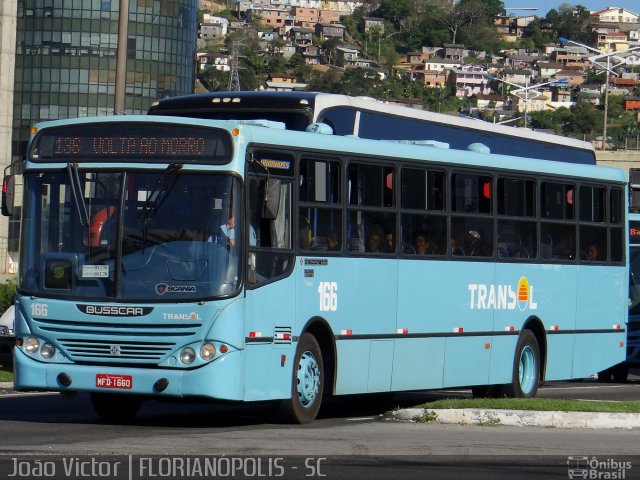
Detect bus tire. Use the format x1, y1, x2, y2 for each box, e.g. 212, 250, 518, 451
278, 333, 324, 424
502, 330, 540, 398
612, 363, 629, 383
597, 368, 613, 382
90, 393, 143, 423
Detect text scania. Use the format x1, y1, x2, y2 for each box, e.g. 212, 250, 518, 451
468, 282, 537, 311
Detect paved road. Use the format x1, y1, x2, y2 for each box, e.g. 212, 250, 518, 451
1, 376, 639, 480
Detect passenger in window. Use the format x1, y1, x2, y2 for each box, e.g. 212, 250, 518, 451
464, 230, 487, 256
366, 231, 383, 253
415, 232, 435, 255
384, 229, 395, 253
451, 238, 463, 256
584, 243, 601, 261
299, 215, 312, 250
327, 232, 340, 251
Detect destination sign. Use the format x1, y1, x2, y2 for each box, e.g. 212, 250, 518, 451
30, 122, 232, 164
53, 136, 206, 157
630, 221, 640, 244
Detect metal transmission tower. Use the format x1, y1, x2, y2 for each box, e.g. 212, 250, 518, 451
228, 41, 245, 91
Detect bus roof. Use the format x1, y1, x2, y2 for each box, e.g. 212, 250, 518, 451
318, 93, 594, 153
148, 91, 596, 164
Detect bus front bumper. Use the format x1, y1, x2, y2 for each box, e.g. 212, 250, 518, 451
13, 347, 244, 401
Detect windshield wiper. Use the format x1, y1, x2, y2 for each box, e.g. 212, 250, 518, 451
138, 163, 183, 247
67, 163, 90, 227
139, 163, 182, 224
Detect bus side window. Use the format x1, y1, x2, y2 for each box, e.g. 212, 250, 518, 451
247, 173, 293, 287
299, 157, 342, 253
541, 181, 576, 261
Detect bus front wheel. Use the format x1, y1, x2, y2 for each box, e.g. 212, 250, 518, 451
90, 392, 143, 423
503, 330, 540, 398
278, 333, 324, 424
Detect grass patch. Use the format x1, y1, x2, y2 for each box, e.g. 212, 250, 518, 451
416, 410, 439, 423
0, 366, 12, 382
423, 398, 640, 413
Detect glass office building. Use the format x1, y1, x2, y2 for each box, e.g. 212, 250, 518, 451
12, 0, 198, 159
5, 0, 198, 269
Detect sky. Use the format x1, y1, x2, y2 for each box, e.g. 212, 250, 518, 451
504, 1, 639, 16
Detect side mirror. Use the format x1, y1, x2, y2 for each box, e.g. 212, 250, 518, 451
2, 175, 14, 217
262, 178, 281, 220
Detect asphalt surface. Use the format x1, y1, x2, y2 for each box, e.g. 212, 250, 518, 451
1, 371, 639, 429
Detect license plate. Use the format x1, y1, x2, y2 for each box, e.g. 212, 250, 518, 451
95, 374, 133, 389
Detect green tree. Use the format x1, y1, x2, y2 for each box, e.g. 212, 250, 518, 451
366, 24, 384, 59
624, 118, 640, 147
307, 68, 343, 92
441, 2, 479, 44
321, 37, 343, 65
606, 94, 625, 120
476, 0, 505, 19
521, 21, 554, 50
585, 68, 605, 85
545, 3, 591, 44
375, 0, 411, 24
199, 67, 230, 91
333, 68, 384, 96
286, 53, 313, 83
380, 43, 401, 73
570, 99, 598, 134
529, 110, 557, 130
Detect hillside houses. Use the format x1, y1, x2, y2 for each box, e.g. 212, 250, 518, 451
197, 1, 640, 108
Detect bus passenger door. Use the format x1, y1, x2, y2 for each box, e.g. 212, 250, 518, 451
243, 164, 298, 402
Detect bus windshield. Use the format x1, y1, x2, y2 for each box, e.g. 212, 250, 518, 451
19, 170, 242, 301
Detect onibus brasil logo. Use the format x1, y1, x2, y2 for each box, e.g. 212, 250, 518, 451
468, 276, 537, 311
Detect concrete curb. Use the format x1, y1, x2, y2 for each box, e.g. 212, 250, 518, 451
389, 408, 640, 429
0, 382, 12, 389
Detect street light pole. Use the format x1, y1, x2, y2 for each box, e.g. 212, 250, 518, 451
603, 52, 610, 150
523, 76, 529, 128
114, 0, 129, 115
486, 75, 566, 129
559, 37, 640, 150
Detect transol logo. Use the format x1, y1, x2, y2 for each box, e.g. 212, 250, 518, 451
468, 276, 537, 311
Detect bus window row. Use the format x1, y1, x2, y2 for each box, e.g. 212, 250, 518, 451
296, 157, 624, 264
299, 214, 622, 264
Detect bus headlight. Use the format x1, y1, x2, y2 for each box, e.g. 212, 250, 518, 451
24, 336, 40, 354
180, 347, 196, 365
41, 343, 56, 359
200, 343, 216, 361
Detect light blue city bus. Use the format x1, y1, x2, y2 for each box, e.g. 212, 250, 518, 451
3, 115, 627, 423
604, 212, 640, 381
597, 212, 640, 382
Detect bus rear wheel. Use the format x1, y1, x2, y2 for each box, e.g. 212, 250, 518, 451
278, 333, 324, 424
90, 393, 143, 423
613, 363, 629, 382
502, 330, 540, 398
